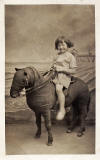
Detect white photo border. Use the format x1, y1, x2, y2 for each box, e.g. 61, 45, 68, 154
0, 0, 99, 160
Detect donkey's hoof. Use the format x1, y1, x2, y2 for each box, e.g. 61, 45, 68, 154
77, 132, 83, 137
35, 133, 41, 138
66, 129, 72, 133
51, 120, 56, 125
82, 127, 86, 132
47, 142, 53, 146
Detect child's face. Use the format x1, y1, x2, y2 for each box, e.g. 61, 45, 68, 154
57, 41, 68, 53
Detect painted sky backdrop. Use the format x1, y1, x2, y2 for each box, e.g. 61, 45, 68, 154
5, 5, 95, 62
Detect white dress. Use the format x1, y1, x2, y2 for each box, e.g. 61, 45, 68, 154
53, 51, 77, 88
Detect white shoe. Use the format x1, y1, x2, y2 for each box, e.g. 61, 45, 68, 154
56, 111, 65, 120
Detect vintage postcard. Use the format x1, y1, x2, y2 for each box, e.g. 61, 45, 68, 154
0, 0, 99, 160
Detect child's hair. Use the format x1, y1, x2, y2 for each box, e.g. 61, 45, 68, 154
55, 36, 74, 49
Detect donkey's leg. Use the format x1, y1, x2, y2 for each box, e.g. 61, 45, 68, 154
42, 110, 53, 146
66, 105, 77, 133
35, 112, 41, 138
77, 105, 87, 137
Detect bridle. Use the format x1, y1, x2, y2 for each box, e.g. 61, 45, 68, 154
12, 68, 55, 96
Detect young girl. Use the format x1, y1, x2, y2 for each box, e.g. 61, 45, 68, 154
52, 36, 77, 120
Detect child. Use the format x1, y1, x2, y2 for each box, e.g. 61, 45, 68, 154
52, 36, 77, 120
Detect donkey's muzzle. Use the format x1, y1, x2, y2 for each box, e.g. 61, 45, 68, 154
10, 88, 20, 98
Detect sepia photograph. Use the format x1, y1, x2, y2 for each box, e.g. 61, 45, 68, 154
5, 4, 95, 155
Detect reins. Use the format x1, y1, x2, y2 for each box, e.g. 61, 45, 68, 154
25, 78, 51, 95
23, 70, 75, 96
24, 69, 56, 95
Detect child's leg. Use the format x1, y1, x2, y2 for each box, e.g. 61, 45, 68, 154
56, 84, 66, 120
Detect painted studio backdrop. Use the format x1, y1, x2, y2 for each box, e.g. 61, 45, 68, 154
5, 5, 95, 154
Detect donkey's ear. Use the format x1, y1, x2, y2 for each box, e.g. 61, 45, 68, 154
15, 68, 21, 71
24, 71, 27, 76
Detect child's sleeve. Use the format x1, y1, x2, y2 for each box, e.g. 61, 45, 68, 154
70, 55, 77, 69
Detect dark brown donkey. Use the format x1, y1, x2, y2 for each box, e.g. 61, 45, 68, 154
10, 67, 90, 146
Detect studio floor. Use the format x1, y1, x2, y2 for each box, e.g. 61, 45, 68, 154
5, 122, 95, 155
